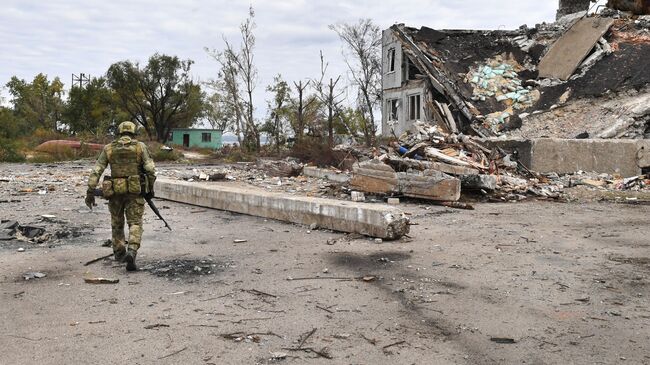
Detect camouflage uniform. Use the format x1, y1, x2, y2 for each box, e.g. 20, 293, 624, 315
86, 122, 155, 269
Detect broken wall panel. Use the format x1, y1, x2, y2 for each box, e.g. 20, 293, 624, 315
538, 17, 615, 81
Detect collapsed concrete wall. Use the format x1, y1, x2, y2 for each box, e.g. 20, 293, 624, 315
381, 13, 650, 140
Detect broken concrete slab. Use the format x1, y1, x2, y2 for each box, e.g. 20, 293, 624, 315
538, 17, 615, 80
460, 175, 498, 191
155, 178, 410, 240
302, 166, 351, 184
401, 170, 461, 201
485, 138, 650, 176
256, 158, 303, 177
350, 160, 461, 201
350, 160, 399, 194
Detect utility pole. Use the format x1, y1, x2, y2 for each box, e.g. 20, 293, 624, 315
71, 73, 90, 88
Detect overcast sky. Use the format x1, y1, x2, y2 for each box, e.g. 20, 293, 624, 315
1, 0, 570, 112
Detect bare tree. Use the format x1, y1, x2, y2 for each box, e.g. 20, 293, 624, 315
311, 51, 344, 147
205, 48, 245, 145
291, 80, 310, 140
329, 19, 382, 146
205, 6, 260, 150
232, 6, 260, 150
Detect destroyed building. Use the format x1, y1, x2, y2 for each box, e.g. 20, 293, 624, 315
381, 3, 650, 141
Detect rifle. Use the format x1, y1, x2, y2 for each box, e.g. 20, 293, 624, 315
93, 188, 172, 231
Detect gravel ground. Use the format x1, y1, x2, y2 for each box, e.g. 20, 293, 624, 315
1, 162, 649, 365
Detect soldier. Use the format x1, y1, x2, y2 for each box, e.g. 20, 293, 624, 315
85, 121, 156, 271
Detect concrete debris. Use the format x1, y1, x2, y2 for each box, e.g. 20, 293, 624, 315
23, 272, 46, 280
302, 166, 351, 184
350, 191, 365, 202
84, 277, 120, 284
256, 158, 303, 177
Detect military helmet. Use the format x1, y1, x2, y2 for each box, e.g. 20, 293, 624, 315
118, 121, 137, 135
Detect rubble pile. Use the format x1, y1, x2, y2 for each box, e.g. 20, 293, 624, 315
388, 9, 650, 139
157, 162, 346, 199
336, 120, 650, 202
369, 121, 566, 201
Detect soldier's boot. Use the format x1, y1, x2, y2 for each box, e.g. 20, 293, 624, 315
114, 249, 126, 262
125, 250, 137, 271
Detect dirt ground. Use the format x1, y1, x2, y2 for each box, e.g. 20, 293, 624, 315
1, 162, 649, 365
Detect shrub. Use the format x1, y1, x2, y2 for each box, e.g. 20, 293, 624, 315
289, 138, 339, 167
0, 138, 26, 162
211, 145, 255, 163
146, 142, 183, 162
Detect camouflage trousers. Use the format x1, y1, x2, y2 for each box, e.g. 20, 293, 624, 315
108, 194, 145, 253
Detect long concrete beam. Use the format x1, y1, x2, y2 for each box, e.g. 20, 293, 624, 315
155, 178, 410, 240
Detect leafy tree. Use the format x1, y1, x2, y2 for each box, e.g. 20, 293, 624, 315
0, 106, 26, 161
63, 77, 128, 137
106, 53, 204, 142
6, 73, 65, 132
330, 19, 382, 146
262, 74, 292, 152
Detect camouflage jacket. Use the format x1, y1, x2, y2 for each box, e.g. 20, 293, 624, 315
87, 136, 156, 192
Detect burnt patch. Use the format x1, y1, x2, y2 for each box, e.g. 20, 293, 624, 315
329, 251, 411, 271
142, 258, 233, 278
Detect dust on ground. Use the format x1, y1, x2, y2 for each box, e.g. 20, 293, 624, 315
1, 162, 649, 364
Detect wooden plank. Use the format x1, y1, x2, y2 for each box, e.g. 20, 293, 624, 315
538, 17, 614, 80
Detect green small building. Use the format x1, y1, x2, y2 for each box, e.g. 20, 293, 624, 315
169, 128, 222, 149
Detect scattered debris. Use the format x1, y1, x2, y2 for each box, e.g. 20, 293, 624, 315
144, 324, 170, 330
256, 158, 303, 177
269, 352, 288, 360
23, 272, 46, 280
382, 340, 407, 354
157, 346, 187, 360
142, 258, 230, 278
84, 252, 115, 266
84, 277, 120, 284
490, 337, 517, 344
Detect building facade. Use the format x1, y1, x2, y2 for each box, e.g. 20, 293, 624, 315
169, 128, 222, 149
381, 28, 427, 137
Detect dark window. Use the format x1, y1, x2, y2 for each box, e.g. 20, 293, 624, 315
201, 133, 212, 143
409, 94, 421, 120
387, 99, 398, 121
406, 56, 419, 80
387, 48, 396, 73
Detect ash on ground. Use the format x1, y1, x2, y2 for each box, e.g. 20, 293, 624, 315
142, 258, 234, 278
